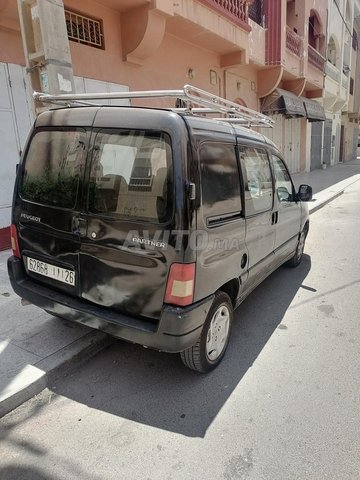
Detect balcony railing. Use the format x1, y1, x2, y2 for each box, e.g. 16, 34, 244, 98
342, 73, 349, 90
286, 26, 303, 57
197, 0, 250, 30
308, 45, 325, 71
325, 61, 340, 82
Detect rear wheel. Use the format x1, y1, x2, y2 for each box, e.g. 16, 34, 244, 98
180, 291, 233, 373
287, 224, 308, 268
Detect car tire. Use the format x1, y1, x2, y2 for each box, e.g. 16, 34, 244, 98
180, 291, 233, 373
286, 224, 309, 268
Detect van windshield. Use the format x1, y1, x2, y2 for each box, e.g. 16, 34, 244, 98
89, 130, 173, 223
21, 129, 85, 209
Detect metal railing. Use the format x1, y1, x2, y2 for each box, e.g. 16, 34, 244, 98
308, 45, 325, 71
286, 26, 303, 57
33, 84, 274, 128
197, 0, 249, 29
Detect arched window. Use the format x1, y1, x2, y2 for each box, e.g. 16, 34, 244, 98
327, 36, 337, 66
308, 9, 324, 54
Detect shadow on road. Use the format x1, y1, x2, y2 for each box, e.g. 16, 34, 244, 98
48, 255, 312, 438
0, 466, 59, 480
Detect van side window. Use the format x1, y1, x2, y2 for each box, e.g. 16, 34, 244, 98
271, 155, 294, 202
199, 143, 241, 224
21, 129, 85, 209
89, 130, 172, 223
239, 147, 273, 216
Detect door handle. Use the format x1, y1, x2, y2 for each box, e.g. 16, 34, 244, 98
71, 216, 87, 236
272, 211, 279, 225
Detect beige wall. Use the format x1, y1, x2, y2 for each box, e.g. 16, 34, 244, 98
0, 28, 24, 65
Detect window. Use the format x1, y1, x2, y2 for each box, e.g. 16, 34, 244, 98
89, 130, 172, 223
352, 29, 358, 51
240, 147, 273, 215
350, 77, 354, 96
21, 129, 85, 208
200, 143, 241, 224
271, 155, 294, 202
327, 37, 337, 66
65, 9, 104, 49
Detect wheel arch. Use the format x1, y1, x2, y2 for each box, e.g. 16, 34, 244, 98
218, 278, 240, 307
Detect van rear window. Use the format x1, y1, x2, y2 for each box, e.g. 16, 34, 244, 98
21, 129, 85, 209
89, 130, 172, 223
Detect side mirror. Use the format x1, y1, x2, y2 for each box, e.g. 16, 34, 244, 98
298, 184, 312, 202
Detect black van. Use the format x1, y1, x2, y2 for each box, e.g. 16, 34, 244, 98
8, 87, 312, 372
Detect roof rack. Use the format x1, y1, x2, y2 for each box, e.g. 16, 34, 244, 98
33, 84, 274, 128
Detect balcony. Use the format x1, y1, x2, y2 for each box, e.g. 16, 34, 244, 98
197, 0, 250, 30
308, 45, 325, 72
167, 0, 252, 66
286, 26, 303, 57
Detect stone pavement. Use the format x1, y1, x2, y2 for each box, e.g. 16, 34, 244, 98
1, 159, 360, 417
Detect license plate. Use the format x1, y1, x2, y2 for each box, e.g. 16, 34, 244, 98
27, 257, 75, 286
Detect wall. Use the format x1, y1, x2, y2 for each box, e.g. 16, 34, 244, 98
66, 6, 222, 103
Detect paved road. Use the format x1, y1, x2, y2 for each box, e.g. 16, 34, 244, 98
1, 183, 360, 480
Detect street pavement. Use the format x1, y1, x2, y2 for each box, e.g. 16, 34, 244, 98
0, 159, 360, 418
1, 170, 360, 479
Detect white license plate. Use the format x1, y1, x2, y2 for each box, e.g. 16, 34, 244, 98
27, 257, 75, 286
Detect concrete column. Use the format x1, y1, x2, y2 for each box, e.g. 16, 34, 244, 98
17, 0, 74, 112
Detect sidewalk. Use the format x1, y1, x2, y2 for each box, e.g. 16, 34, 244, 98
1, 159, 360, 418
292, 159, 360, 214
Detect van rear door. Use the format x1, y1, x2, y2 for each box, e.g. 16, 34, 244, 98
80, 126, 177, 320
16, 127, 88, 297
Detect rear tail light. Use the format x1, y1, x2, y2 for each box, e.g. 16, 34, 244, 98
10, 224, 21, 258
165, 263, 195, 307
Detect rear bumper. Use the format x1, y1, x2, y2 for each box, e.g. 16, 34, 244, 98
8, 256, 213, 353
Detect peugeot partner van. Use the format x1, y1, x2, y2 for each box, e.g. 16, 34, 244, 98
8, 86, 312, 372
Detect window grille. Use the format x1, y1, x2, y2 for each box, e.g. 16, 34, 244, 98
65, 9, 104, 49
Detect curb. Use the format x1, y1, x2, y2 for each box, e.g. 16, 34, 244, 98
0, 331, 113, 418
308, 175, 360, 215
309, 190, 344, 214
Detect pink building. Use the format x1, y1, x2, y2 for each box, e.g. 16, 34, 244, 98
0, 0, 327, 250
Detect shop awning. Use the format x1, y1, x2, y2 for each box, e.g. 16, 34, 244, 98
261, 88, 326, 122
261, 88, 306, 118
303, 98, 326, 122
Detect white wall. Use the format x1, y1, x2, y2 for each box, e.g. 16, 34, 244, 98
0, 62, 33, 229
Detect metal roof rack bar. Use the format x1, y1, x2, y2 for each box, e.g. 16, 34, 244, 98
212, 118, 273, 128
33, 84, 274, 127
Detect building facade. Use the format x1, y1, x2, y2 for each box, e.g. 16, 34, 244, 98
0, 0, 358, 250
321, 0, 360, 167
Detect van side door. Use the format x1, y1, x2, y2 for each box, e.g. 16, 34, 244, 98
194, 140, 248, 303
238, 145, 275, 292
270, 153, 301, 261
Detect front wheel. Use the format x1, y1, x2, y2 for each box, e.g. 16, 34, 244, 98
180, 291, 233, 373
